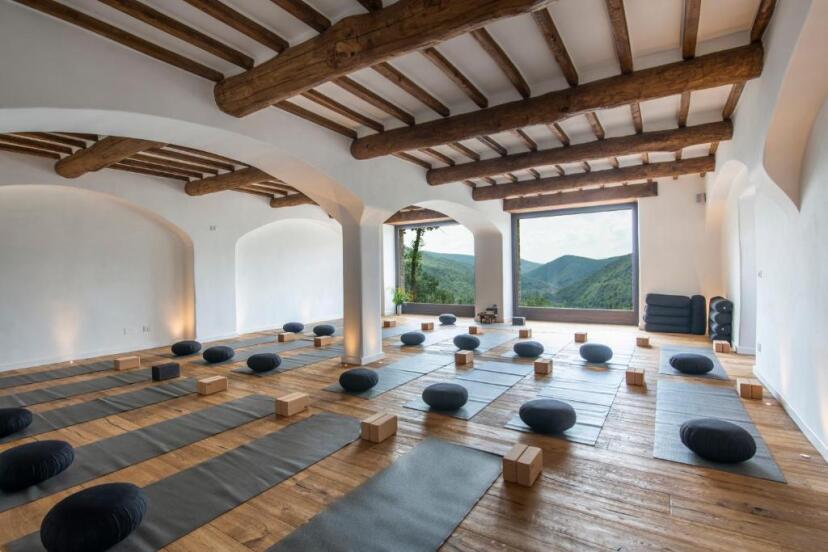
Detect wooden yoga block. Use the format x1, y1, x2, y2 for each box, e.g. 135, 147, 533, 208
534, 359, 552, 376
197, 375, 227, 396
113, 356, 140, 371
421, 321, 434, 331
469, 325, 482, 335
574, 332, 588, 343
636, 336, 650, 348
626, 367, 645, 386
519, 328, 532, 339
278, 332, 300, 342
737, 377, 764, 400
503, 444, 543, 487
382, 319, 397, 328
314, 335, 333, 347
714, 340, 732, 353
360, 413, 398, 443
151, 362, 180, 381
275, 392, 310, 417
455, 350, 474, 366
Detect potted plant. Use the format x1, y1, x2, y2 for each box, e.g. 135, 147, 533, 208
392, 288, 408, 315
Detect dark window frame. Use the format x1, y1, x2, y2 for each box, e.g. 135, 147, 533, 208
511, 202, 639, 325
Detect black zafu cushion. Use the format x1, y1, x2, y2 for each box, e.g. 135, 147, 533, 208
0, 440, 74, 492
710, 322, 732, 336
519, 399, 577, 434
453, 334, 480, 351
422, 383, 468, 410
680, 418, 756, 463
202, 345, 234, 364
313, 324, 335, 337
513, 341, 544, 358
645, 293, 691, 308
709, 296, 734, 313
580, 343, 613, 363
247, 353, 282, 373
689, 295, 706, 335
669, 353, 714, 374
339, 368, 379, 392
710, 311, 733, 325
400, 332, 425, 346
438, 313, 457, 325
41, 482, 147, 552
283, 322, 304, 333
0, 407, 33, 438
151, 362, 180, 381
171, 340, 201, 356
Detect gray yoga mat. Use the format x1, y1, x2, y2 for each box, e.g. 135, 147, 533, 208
324, 353, 453, 399
0, 360, 113, 390
654, 380, 784, 482
158, 334, 279, 359
0, 378, 197, 444
0, 395, 274, 512
390, 326, 461, 349
381, 323, 420, 339
191, 339, 311, 366
267, 438, 501, 552
0, 369, 152, 408
426, 330, 516, 355
8, 413, 360, 552
499, 333, 572, 360
506, 366, 626, 445
553, 344, 633, 370
231, 346, 344, 376
405, 360, 531, 420
659, 345, 728, 380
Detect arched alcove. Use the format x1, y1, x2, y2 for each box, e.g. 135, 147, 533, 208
0, 185, 194, 370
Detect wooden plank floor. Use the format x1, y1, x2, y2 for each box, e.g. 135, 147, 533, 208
0, 317, 826, 551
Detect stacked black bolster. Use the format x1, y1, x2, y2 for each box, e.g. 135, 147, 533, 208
644, 293, 707, 335
708, 296, 734, 343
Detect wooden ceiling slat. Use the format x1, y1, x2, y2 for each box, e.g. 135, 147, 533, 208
0, 142, 62, 159
513, 129, 538, 152
270, 193, 316, 208
503, 181, 657, 212
585, 112, 605, 140
110, 162, 189, 181
630, 102, 643, 134
13, 0, 224, 82
471, 28, 530, 99
386, 208, 452, 224
119, 158, 205, 179
275, 101, 358, 139
302, 89, 384, 132
682, 0, 701, 60
185, 166, 271, 195
419, 148, 455, 166
531, 8, 578, 86
582, 160, 591, 173
237, 187, 276, 199
334, 76, 415, 126
98, 0, 254, 69
678, 91, 691, 128
270, 0, 331, 33
393, 152, 431, 169
57, 132, 99, 141
722, 82, 745, 120
135, 152, 219, 174
356, 0, 382, 12
751, 0, 777, 43
446, 142, 480, 162
147, 147, 236, 171
372, 62, 450, 117
0, 134, 73, 155
13, 132, 87, 149
605, 0, 633, 74
181, 0, 288, 52
55, 137, 165, 178
421, 47, 488, 108
161, 145, 240, 166
547, 122, 570, 146
477, 136, 507, 157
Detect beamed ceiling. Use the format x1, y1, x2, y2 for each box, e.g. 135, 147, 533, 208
6, 0, 776, 213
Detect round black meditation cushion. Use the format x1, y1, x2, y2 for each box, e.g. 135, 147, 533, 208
247, 353, 281, 373
580, 343, 613, 363
400, 332, 426, 346
0, 407, 33, 438
202, 345, 234, 364
422, 383, 468, 410
339, 368, 379, 392
40, 482, 147, 552
680, 418, 756, 463
0, 440, 74, 492
513, 341, 544, 358
453, 334, 480, 351
669, 353, 714, 374
283, 322, 304, 333
313, 324, 335, 337
438, 313, 457, 325
519, 399, 577, 434
170, 340, 201, 356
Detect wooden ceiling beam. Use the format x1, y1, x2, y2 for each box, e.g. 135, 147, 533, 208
531, 7, 578, 86
477, 136, 508, 156
393, 152, 431, 169
334, 76, 415, 125
678, 91, 691, 128
427, 121, 731, 185
136, 152, 219, 174
419, 148, 454, 166
605, 0, 633, 74
213, 0, 554, 116
514, 129, 538, 152
302, 89, 383, 132
503, 181, 657, 212
185, 166, 271, 195
372, 62, 449, 117
356, 0, 382, 12
473, 155, 714, 201
351, 44, 762, 159
270, 0, 331, 33
548, 122, 570, 146
422, 47, 488, 108
0, 141, 62, 160
585, 112, 605, 140
471, 28, 530, 99
146, 147, 236, 171
722, 82, 745, 120
181, 0, 288, 52
682, 0, 702, 60
386, 208, 452, 225
0, 134, 73, 155
446, 142, 480, 162
275, 101, 358, 138
119, 158, 205, 179
270, 193, 316, 208
98, 0, 254, 69
751, 0, 777, 43
55, 137, 165, 178
13, 132, 88, 149
630, 102, 643, 133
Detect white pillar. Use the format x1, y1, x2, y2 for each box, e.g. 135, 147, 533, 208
341, 219, 385, 365
474, 230, 513, 322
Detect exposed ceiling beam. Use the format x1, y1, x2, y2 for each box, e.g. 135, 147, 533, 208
531, 7, 578, 86
422, 47, 488, 108
213, 0, 554, 116
0, 142, 62, 159
334, 76, 415, 125
394, 152, 431, 169
678, 91, 691, 127
185, 166, 271, 195
371, 62, 449, 116
751, 0, 777, 43
605, 0, 633, 74
722, 82, 745, 120
302, 89, 384, 132
271, 0, 331, 33
269, 193, 316, 208
54, 137, 164, 178
352, 44, 762, 159
503, 181, 657, 212
181, 0, 288, 52
386, 208, 452, 224
356, 0, 382, 11
275, 101, 358, 138
682, 0, 701, 60
630, 102, 643, 133
472, 156, 714, 200
471, 28, 530, 99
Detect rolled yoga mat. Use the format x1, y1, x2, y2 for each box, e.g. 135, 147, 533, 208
0, 360, 113, 390
232, 346, 344, 376
267, 438, 501, 552
8, 412, 360, 552
654, 380, 784, 482
0, 369, 154, 408
0, 395, 275, 512
324, 353, 453, 399
0, 379, 197, 445
658, 345, 728, 380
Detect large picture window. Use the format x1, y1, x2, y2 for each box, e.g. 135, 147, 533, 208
512, 204, 638, 324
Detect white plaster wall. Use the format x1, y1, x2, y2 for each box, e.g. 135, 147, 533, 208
381, 224, 396, 315
0, 185, 193, 370
236, 220, 343, 332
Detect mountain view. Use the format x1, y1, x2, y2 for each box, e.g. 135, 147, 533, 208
403, 249, 632, 310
